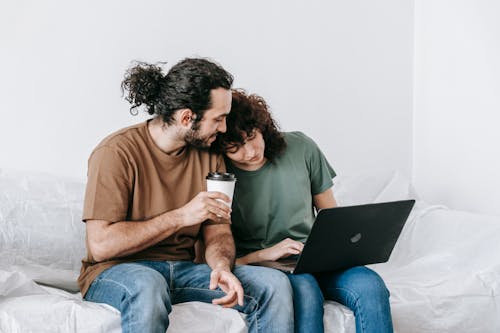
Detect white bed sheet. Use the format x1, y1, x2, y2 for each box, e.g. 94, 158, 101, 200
3, 201, 499, 332
370, 202, 500, 333
0, 268, 354, 333
1, 169, 499, 332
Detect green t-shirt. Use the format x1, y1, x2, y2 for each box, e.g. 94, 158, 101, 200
226, 131, 336, 256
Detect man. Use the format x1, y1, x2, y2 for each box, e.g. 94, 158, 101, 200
78, 58, 293, 333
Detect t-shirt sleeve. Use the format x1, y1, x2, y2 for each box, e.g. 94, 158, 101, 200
82, 146, 132, 222
301, 133, 336, 195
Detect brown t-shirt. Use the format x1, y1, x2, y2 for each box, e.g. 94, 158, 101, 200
78, 120, 226, 296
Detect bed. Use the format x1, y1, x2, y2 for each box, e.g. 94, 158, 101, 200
1, 168, 499, 332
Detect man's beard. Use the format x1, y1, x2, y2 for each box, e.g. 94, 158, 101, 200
184, 126, 215, 150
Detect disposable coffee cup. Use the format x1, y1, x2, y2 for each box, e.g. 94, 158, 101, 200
206, 172, 236, 207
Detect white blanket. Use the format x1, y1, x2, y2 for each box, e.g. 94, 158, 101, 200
0, 269, 355, 333
1, 168, 499, 332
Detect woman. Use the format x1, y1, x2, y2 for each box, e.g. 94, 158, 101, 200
212, 89, 393, 333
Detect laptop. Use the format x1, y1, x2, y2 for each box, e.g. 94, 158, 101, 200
251, 200, 415, 274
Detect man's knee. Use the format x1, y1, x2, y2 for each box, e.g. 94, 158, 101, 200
136, 268, 172, 313
88, 263, 171, 314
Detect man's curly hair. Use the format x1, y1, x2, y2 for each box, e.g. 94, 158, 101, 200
121, 58, 233, 125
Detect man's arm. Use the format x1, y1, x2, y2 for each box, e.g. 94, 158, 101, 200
86, 212, 183, 262
203, 223, 235, 270
203, 223, 244, 308
86, 191, 232, 262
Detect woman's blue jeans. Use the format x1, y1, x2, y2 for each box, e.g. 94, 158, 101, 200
287, 266, 393, 333
84, 260, 294, 333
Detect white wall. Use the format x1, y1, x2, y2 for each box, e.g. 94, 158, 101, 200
0, 0, 413, 180
414, 0, 500, 215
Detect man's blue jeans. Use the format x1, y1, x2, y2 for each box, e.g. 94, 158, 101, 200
287, 266, 393, 333
84, 261, 294, 333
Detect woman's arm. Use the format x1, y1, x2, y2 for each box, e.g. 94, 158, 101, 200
313, 187, 338, 211
236, 188, 338, 265
235, 238, 304, 265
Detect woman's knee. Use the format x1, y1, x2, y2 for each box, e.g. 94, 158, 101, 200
288, 274, 324, 302
337, 266, 390, 300
288, 274, 324, 313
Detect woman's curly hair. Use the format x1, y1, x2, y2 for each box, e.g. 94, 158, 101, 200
121, 58, 233, 125
212, 89, 286, 161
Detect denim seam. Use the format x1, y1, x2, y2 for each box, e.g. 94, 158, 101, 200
236, 293, 260, 332
255, 295, 261, 333
97, 277, 134, 298
237, 293, 260, 332
95, 278, 134, 333
169, 262, 175, 290
331, 287, 365, 333
172, 287, 226, 293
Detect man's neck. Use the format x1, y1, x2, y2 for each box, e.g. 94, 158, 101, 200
148, 118, 186, 155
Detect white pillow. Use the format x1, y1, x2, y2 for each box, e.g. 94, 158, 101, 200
333, 170, 418, 206
0, 168, 86, 292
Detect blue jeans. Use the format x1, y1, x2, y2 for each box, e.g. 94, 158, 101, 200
85, 261, 294, 333
287, 273, 324, 333
288, 266, 393, 333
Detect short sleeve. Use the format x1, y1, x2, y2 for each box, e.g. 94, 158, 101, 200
82, 146, 132, 222
301, 133, 336, 195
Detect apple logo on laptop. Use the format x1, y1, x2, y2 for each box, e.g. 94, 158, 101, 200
350, 233, 362, 243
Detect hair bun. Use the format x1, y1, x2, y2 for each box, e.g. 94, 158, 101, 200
122, 62, 165, 115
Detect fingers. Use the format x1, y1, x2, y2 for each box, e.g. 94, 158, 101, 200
206, 191, 231, 203
203, 192, 232, 219
279, 247, 300, 259
290, 241, 304, 253
210, 271, 245, 308
224, 277, 245, 307
236, 285, 244, 306
287, 248, 301, 255
274, 239, 304, 259
283, 238, 304, 252
209, 203, 231, 220
212, 290, 238, 308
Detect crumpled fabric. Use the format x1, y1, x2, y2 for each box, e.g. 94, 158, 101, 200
0, 168, 87, 292
1, 168, 499, 332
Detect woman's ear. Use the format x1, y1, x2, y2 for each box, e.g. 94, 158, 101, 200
178, 109, 194, 127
